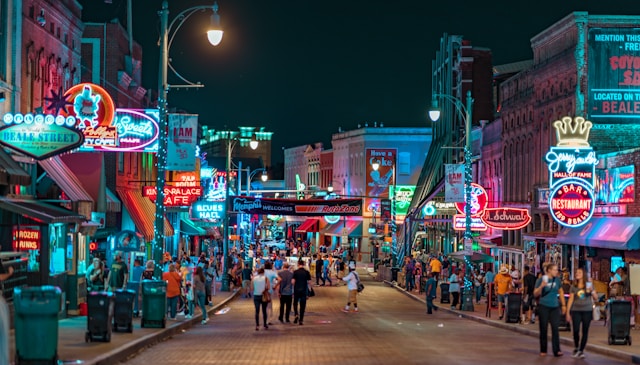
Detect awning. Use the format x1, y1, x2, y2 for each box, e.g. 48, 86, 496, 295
180, 218, 207, 236
0, 197, 86, 223
323, 220, 363, 237
106, 187, 121, 213
295, 218, 319, 233
117, 188, 173, 242
556, 217, 640, 250
39, 156, 93, 202
0, 148, 31, 186
522, 231, 557, 243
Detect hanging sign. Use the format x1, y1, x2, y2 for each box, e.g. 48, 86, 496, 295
12, 226, 41, 251
143, 186, 202, 206
191, 201, 225, 220
454, 183, 488, 215
445, 164, 465, 202
167, 114, 198, 171
481, 208, 532, 230
549, 179, 595, 227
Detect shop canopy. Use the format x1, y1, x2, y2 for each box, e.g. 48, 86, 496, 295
0, 148, 31, 186
556, 217, 640, 250
0, 197, 86, 223
180, 217, 207, 236
295, 218, 319, 233
323, 220, 363, 237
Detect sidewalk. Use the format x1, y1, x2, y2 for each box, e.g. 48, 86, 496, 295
376, 272, 640, 364
9, 286, 239, 365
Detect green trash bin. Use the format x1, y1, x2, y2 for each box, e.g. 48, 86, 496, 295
13, 285, 61, 364
141, 280, 167, 328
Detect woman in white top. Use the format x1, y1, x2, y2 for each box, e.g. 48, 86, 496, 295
449, 268, 461, 310
251, 267, 270, 331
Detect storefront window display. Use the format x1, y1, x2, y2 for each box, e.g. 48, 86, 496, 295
49, 224, 68, 274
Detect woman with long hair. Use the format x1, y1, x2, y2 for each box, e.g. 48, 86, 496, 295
162, 263, 182, 320
566, 268, 598, 358
533, 263, 567, 357
251, 267, 270, 331
192, 266, 208, 324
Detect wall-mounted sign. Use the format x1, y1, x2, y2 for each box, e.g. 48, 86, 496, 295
595, 165, 635, 204
453, 215, 487, 231
550, 179, 595, 227
114, 230, 143, 252
593, 204, 627, 216
537, 188, 551, 208
391, 185, 416, 217
191, 201, 225, 220
481, 208, 532, 230
0, 112, 84, 160
143, 186, 202, 206
12, 226, 41, 251
324, 215, 341, 224
62, 83, 116, 130
230, 196, 362, 216
365, 148, 396, 218
78, 109, 159, 152
588, 28, 640, 123
454, 183, 488, 215
546, 117, 596, 228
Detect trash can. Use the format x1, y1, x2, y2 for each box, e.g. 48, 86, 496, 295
606, 299, 632, 345
113, 289, 136, 333
86, 291, 115, 342
439, 283, 450, 304
14, 285, 61, 364
141, 280, 167, 328
391, 267, 400, 282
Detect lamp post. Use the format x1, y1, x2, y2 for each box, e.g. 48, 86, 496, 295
429, 90, 474, 312
221, 132, 258, 291
154, 1, 223, 278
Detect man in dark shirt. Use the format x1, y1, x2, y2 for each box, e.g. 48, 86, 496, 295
275, 262, 294, 323
314, 255, 325, 286
105, 251, 129, 292
522, 265, 537, 324
292, 259, 312, 325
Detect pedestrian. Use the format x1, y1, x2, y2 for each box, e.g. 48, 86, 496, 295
105, 251, 129, 292
264, 261, 278, 325
192, 266, 208, 324
251, 267, 270, 331
241, 262, 253, 298
141, 260, 155, 281
425, 272, 438, 314
340, 262, 360, 313
494, 265, 513, 319
275, 262, 294, 323
566, 268, 598, 359
533, 262, 567, 357
292, 259, 312, 325
162, 263, 182, 320
522, 265, 536, 324
448, 268, 460, 310
86, 257, 105, 292
403, 257, 415, 292
429, 255, 442, 282
322, 255, 332, 286
314, 254, 325, 286
473, 269, 484, 304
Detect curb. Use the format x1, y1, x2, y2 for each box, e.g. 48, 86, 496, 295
85, 290, 240, 365
382, 280, 640, 364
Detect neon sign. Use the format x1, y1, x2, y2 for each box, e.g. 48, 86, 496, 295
79, 109, 159, 152
12, 226, 41, 251
191, 201, 225, 220
62, 83, 116, 130
390, 185, 416, 216
550, 179, 595, 227
482, 208, 532, 230
454, 183, 488, 215
453, 215, 487, 231
143, 186, 202, 206
0, 112, 84, 160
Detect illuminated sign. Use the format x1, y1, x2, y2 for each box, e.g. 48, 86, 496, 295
550, 179, 595, 228
12, 226, 41, 251
62, 83, 116, 130
588, 28, 640, 122
453, 215, 487, 231
481, 208, 532, 230
191, 201, 225, 220
390, 185, 416, 216
595, 165, 635, 204
546, 117, 596, 228
324, 215, 341, 224
594, 204, 627, 216
78, 109, 159, 152
365, 148, 396, 218
454, 183, 488, 215
0, 113, 84, 160
143, 186, 202, 206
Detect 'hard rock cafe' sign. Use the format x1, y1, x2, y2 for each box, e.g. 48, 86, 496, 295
545, 117, 597, 228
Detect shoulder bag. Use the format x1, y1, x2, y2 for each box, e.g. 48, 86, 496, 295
262, 277, 271, 303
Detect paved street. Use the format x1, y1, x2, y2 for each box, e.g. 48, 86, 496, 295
122, 275, 628, 365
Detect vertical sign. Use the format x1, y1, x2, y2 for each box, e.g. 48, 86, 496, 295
445, 164, 465, 202
167, 113, 198, 171
365, 148, 396, 218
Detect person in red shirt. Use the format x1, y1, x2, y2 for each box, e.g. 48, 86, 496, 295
162, 264, 182, 320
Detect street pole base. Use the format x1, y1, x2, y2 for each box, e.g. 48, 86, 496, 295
221, 276, 231, 292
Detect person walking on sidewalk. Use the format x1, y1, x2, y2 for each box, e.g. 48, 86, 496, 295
566, 268, 598, 359
251, 267, 270, 331
522, 265, 536, 324
494, 265, 513, 320
429, 256, 442, 283
425, 272, 438, 314
264, 261, 278, 325
162, 264, 182, 320
105, 251, 129, 292
191, 266, 208, 324
314, 255, 325, 286
533, 263, 567, 357
292, 259, 312, 325
448, 268, 460, 310
275, 262, 294, 323
341, 263, 360, 313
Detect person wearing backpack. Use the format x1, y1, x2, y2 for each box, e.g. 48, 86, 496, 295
340, 263, 360, 313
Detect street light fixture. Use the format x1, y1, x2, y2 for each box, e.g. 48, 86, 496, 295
428, 89, 475, 312
154, 0, 223, 278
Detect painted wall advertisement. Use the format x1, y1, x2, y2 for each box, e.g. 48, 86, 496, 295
588, 28, 640, 123
167, 113, 198, 171
444, 164, 464, 202
365, 148, 396, 218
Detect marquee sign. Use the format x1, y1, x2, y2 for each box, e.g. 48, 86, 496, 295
12, 226, 41, 251
546, 117, 596, 228
0, 112, 84, 160
230, 196, 363, 216
143, 186, 202, 206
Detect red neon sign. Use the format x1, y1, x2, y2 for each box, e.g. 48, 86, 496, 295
549, 180, 595, 227
481, 208, 532, 230
455, 183, 488, 215
143, 186, 202, 206
12, 227, 41, 251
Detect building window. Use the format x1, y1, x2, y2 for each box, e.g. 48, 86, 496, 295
398, 152, 411, 175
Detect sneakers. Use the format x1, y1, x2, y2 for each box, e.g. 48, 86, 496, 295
572, 349, 579, 358
576, 351, 585, 359
341, 308, 350, 313
185, 314, 193, 319
201, 318, 208, 324
177, 311, 185, 316
293, 316, 299, 324
354, 308, 358, 312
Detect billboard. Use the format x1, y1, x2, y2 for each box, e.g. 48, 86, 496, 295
229, 196, 363, 216
588, 28, 640, 123
365, 148, 396, 217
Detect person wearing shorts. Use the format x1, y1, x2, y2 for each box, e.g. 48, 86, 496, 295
494, 265, 513, 320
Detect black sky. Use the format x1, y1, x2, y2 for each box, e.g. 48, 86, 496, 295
79, 0, 640, 165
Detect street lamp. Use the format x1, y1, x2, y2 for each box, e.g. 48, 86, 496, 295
428, 89, 475, 312
154, 1, 223, 278
221, 132, 259, 291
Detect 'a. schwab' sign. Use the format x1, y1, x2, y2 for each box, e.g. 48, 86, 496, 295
482, 208, 532, 230
545, 116, 597, 228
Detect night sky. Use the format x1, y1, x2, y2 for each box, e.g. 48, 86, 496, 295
79, 0, 640, 165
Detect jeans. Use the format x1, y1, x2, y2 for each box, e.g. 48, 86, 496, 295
279, 294, 293, 321
405, 274, 415, 291
451, 292, 460, 308
426, 295, 436, 314
293, 292, 307, 322
316, 272, 324, 285
323, 271, 332, 285
571, 310, 592, 352
167, 295, 179, 319
475, 285, 482, 303
538, 304, 561, 354
205, 279, 212, 303
253, 295, 268, 327
197, 291, 207, 320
